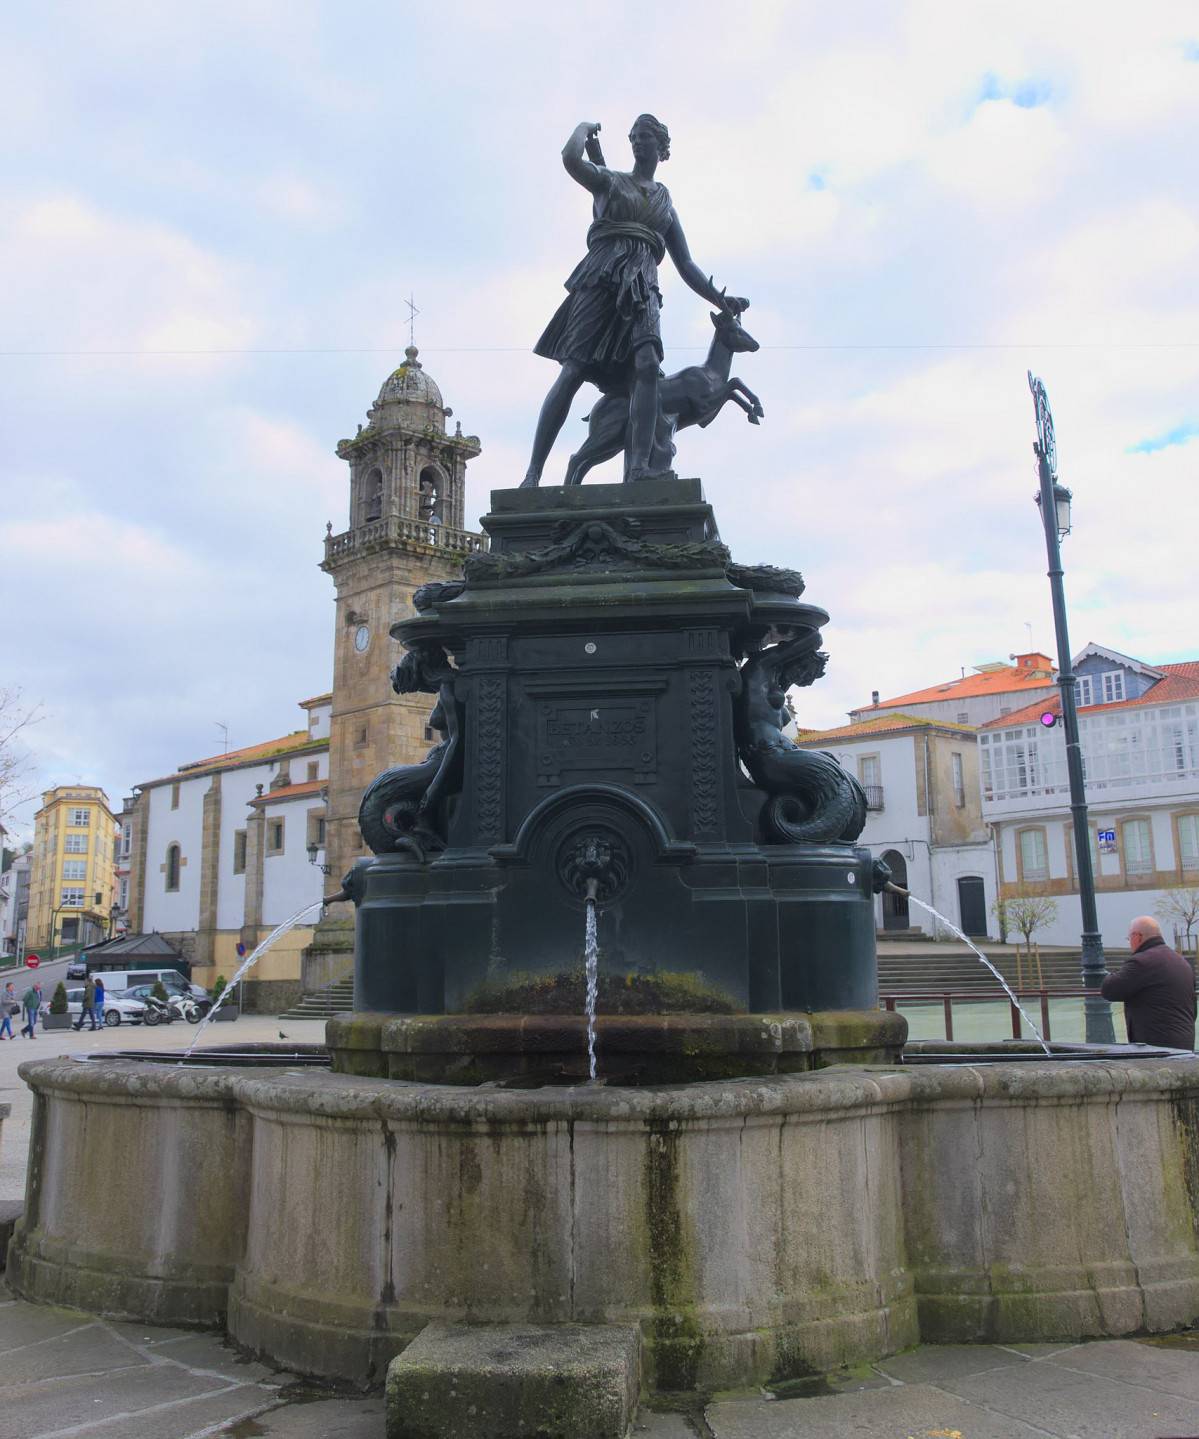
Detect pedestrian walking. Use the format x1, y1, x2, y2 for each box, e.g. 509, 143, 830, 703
93, 977, 105, 1028
73, 976, 96, 1032
0, 982, 16, 1040
20, 981, 43, 1038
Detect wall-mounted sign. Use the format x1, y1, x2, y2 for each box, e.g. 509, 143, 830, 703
1098, 829, 1117, 854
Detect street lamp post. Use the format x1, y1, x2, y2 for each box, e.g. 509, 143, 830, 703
1028, 371, 1115, 1044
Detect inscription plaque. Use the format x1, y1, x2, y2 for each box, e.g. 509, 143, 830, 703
537, 699, 656, 785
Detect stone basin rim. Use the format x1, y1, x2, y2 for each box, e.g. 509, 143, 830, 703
19, 1053, 1199, 1125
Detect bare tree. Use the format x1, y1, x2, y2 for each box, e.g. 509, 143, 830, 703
993, 886, 1059, 987
0, 686, 45, 832
1157, 883, 1199, 957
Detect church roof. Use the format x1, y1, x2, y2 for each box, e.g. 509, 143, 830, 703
374, 345, 444, 413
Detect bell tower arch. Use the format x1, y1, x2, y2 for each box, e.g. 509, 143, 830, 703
320, 345, 484, 894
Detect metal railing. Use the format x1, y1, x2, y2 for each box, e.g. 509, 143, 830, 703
863, 784, 884, 810
881, 989, 1094, 1042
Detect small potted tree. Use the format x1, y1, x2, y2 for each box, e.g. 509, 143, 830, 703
44, 981, 72, 1031
210, 974, 239, 1021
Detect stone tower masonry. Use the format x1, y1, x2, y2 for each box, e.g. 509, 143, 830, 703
320, 346, 483, 903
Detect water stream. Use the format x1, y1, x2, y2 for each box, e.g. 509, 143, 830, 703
185, 900, 327, 1057
906, 894, 1051, 1055
584, 898, 599, 1081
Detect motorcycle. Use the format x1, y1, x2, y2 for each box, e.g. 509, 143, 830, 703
168, 994, 202, 1024
140, 993, 175, 1027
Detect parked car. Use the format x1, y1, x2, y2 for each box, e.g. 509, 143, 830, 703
66, 960, 87, 980
63, 987, 148, 1027
86, 968, 206, 1004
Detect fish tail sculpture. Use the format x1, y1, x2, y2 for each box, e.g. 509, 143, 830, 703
735, 631, 867, 845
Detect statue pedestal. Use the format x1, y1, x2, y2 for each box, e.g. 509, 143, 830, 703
337, 480, 897, 1077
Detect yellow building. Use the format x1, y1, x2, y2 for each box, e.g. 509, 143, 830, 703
27, 785, 119, 953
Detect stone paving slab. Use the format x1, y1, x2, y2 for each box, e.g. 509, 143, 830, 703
943, 1350, 1199, 1438
5, 1362, 266, 1438
1044, 1336, 1199, 1400
244, 1396, 389, 1436
708, 1382, 1052, 1438
873, 1340, 1032, 1383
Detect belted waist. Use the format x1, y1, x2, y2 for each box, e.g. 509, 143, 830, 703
586, 220, 666, 264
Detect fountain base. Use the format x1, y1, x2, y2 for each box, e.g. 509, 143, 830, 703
13, 1051, 1199, 1393
327, 1008, 907, 1084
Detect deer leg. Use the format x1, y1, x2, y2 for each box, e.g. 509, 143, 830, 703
730, 379, 764, 421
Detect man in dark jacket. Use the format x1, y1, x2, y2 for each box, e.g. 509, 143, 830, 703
1100, 916, 1195, 1049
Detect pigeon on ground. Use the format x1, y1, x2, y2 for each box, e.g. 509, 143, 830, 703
278, 1031, 288, 1039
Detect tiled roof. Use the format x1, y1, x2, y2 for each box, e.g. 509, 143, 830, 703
860, 655, 1056, 711
139, 731, 328, 788
249, 779, 326, 807
797, 713, 976, 744
980, 663, 1199, 729
298, 693, 333, 709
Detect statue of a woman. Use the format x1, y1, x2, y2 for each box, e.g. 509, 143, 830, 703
522, 116, 748, 487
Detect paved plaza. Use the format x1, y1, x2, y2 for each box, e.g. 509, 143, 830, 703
3, 1296, 1199, 1438
4, 1008, 1199, 1436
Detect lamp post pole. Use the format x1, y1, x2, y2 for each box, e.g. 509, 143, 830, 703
1028, 372, 1115, 1044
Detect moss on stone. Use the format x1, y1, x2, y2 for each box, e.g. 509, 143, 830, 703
462, 968, 739, 1016
643, 1119, 704, 1391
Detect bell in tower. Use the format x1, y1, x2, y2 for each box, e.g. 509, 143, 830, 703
319, 345, 484, 900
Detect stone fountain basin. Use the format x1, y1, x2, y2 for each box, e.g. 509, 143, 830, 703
327, 1009, 907, 1085
11, 1049, 1199, 1394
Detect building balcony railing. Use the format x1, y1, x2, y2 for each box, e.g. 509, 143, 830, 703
323, 516, 487, 562
863, 784, 884, 810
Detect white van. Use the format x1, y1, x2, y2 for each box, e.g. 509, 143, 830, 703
87, 967, 205, 1001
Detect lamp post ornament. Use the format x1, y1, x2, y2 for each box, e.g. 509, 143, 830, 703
1028, 371, 1115, 1044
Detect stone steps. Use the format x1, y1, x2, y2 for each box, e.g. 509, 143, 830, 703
278, 972, 355, 1019
878, 950, 1083, 995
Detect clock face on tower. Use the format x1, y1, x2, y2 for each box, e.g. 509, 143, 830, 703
353, 624, 370, 653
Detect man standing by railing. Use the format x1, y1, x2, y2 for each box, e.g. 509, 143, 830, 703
1100, 916, 1195, 1050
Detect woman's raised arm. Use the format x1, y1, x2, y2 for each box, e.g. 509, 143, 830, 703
562, 122, 607, 193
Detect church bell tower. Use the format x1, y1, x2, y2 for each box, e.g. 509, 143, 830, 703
321, 346, 483, 892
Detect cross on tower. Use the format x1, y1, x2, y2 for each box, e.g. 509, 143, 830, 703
405, 294, 420, 349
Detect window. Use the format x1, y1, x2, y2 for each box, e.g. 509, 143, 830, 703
122, 823, 132, 857
307, 810, 326, 849
61, 859, 87, 881
1102, 670, 1126, 704
951, 752, 965, 807
233, 830, 247, 874
355, 726, 368, 748
60, 887, 86, 908
424, 725, 438, 743
118, 878, 129, 909
68, 808, 90, 827
1067, 823, 1100, 884
1018, 828, 1048, 883
267, 820, 285, 855
307, 761, 319, 782
857, 754, 883, 810
1179, 814, 1199, 872
171, 782, 181, 810
364, 468, 383, 522
957, 712, 970, 724
165, 844, 181, 891
1122, 818, 1153, 875
63, 834, 87, 853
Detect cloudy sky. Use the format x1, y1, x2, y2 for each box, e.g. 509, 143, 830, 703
2, 1, 1197, 841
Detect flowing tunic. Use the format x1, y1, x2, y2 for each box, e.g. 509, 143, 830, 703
534, 170, 674, 393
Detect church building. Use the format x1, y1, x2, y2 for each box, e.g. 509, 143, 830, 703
125, 348, 484, 1010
